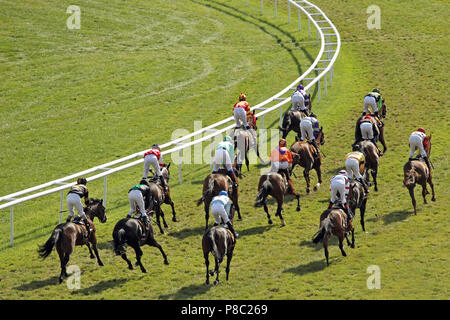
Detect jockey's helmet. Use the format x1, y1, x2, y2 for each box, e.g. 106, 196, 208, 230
219, 190, 228, 197
338, 170, 347, 176
372, 88, 380, 93
152, 144, 160, 150
297, 84, 304, 91
279, 139, 287, 147
77, 177, 87, 185
364, 115, 372, 120
223, 135, 232, 142
140, 179, 149, 186
417, 128, 426, 134
352, 144, 361, 152
309, 113, 317, 118
238, 93, 247, 101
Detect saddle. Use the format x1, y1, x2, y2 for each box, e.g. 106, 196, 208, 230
72, 217, 89, 238
216, 169, 234, 194
131, 215, 151, 241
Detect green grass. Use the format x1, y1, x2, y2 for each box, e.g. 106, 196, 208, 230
0, 0, 449, 300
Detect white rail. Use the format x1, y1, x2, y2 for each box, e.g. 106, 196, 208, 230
1, 0, 340, 246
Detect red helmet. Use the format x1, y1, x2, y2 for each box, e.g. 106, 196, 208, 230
364, 115, 372, 120
417, 128, 426, 134
279, 139, 287, 147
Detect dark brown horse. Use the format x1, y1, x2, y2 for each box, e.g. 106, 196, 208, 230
148, 165, 177, 234
197, 170, 241, 230
354, 140, 380, 191
279, 110, 306, 139
38, 198, 107, 284
255, 172, 300, 226
112, 216, 169, 273
403, 136, 435, 215
348, 180, 369, 232
290, 127, 325, 194
312, 204, 354, 266
202, 225, 236, 285
355, 106, 387, 153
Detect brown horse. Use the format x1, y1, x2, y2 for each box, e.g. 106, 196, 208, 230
38, 198, 107, 284
279, 110, 306, 139
290, 127, 325, 194
403, 136, 435, 214
148, 165, 177, 234
348, 180, 369, 232
355, 109, 387, 153
197, 170, 241, 230
255, 172, 300, 226
312, 204, 354, 266
354, 140, 380, 192
202, 225, 236, 285
112, 215, 169, 273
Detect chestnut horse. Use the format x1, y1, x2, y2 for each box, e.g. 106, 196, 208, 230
255, 172, 301, 226
312, 204, 354, 266
403, 136, 435, 215
38, 198, 107, 284
197, 170, 241, 230
202, 225, 236, 285
289, 127, 325, 194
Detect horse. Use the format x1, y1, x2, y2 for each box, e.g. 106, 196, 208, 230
355, 110, 387, 153
348, 180, 369, 232
289, 127, 325, 194
403, 135, 435, 215
112, 216, 169, 273
38, 198, 107, 284
232, 117, 267, 177
148, 164, 177, 234
255, 171, 300, 226
312, 203, 355, 266
202, 225, 235, 285
354, 140, 380, 192
279, 110, 305, 139
197, 170, 241, 230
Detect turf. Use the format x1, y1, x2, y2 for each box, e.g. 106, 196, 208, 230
0, 0, 448, 300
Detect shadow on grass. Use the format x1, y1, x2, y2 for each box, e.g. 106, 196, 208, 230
73, 278, 128, 296
15, 276, 61, 291
366, 209, 411, 225
168, 226, 206, 240
283, 259, 327, 276
158, 283, 211, 300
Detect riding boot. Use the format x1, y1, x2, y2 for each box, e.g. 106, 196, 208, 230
424, 157, 432, 172
226, 221, 239, 243
142, 215, 149, 237
370, 138, 382, 155
228, 171, 239, 188
82, 217, 91, 238
66, 216, 73, 223
357, 177, 370, 194
159, 175, 168, 191
311, 139, 319, 157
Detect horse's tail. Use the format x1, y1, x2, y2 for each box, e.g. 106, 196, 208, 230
209, 230, 224, 264
112, 228, 127, 256
197, 177, 215, 206
255, 177, 272, 206
312, 216, 333, 244
38, 227, 62, 259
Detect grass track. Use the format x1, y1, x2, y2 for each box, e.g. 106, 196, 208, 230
0, 0, 449, 299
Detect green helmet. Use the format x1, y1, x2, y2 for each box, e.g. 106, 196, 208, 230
223, 135, 232, 142
372, 88, 380, 93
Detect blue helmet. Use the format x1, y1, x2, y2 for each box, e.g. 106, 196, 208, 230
297, 84, 304, 91
219, 190, 228, 197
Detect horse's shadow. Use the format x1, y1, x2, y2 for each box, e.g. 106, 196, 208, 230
299, 237, 339, 251
158, 283, 211, 300
15, 276, 61, 291
283, 259, 327, 276
240, 225, 274, 237
367, 209, 411, 225
72, 278, 128, 296
168, 226, 205, 240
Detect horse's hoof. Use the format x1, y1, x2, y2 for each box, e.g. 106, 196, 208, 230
351, 244, 355, 249
58, 277, 63, 284
90, 255, 95, 259
432, 197, 436, 202
209, 271, 215, 276
306, 189, 310, 194
268, 219, 273, 225
172, 218, 177, 222
141, 269, 147, 273
342, 252, 347, 257
164, 260, 169, 265
296, 207, 301, 212
205, 281, 210, 286
213, 280, 219, 286
98, 261, 104, 266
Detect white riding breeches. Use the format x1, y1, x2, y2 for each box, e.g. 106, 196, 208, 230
360, 122, 374, 139
127, 189, 147, 217
291, 92, 306, 111
300, 119, 314, 141
233, 107, 248, 127
271, 161, 289, 172
213, 148, 233, 172
211, 201, 230, 225
345, 157, 363, 180
409, 134, 427, 158
330, 177, 348, 205
363, 95, 378, 114
67, 193, 86, 219
143, 154, 162, 179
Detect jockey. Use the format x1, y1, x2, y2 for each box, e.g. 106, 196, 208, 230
143, 144, 167, 191
344, 149, 370, 194
270, 139, 296, 192
298, 113, 320, 156
360, 115, 382, 154
409, 128, 431, 171
66, 177, 91, 237
291, 85, 309, 116
363, 88, 384, 122
127, 179, 151, 235
328, 170, 353, 224
233, 93, 251, 130
210, 190, 238, 242
213, 135, 239, 187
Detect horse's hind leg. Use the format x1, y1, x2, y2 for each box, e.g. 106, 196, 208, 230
204, 253, 210, 285
371, 168, 378, 192
155, 209, 165, 234
263, 203, 273, 225
160, 208, 169, 229
213, 258, 220, 285
89, 234, 104, 266
204, 203, 210, 231
428, 174, 436, 201
276, 200, 286, 227
56, 247, 68, 284
225, 251, 233, 281
148, 237, 169, 265
408, 187, 417, 215
303, 168, 311, 194
421, 182, 428, 204
132, 245, 146, 273
338, 234, 347, 257
360, 199, 368, 232
86, 243, 95, 259
323, 236, 329, 266
168, 198, 177, 222
313, 165, 322, 191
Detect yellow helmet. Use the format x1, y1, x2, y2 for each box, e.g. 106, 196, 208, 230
238, 93, 247, 101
